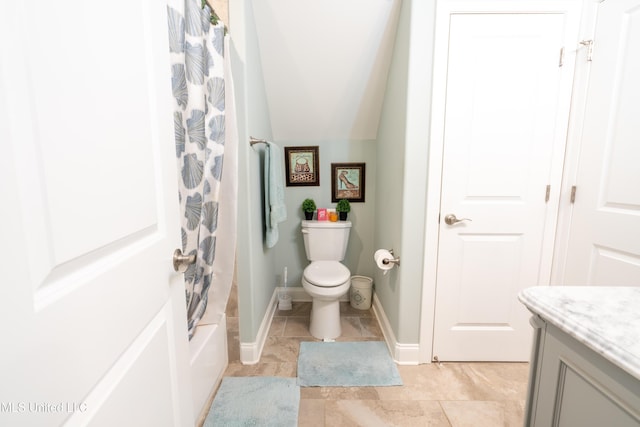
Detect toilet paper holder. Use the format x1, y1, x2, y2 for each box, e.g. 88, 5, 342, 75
382, 249, 401, 267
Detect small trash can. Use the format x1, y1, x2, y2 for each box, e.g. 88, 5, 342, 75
350, 276, 373, 310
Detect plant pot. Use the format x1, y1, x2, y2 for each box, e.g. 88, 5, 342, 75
304, 211, 314, 220
339, 212, 348, 221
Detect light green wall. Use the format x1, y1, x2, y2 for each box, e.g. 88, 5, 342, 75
231, 1, 379, 343
373, 0, 411, 340
397, 0, 436, 343
374, 0, 436, 344
231, 0, 277, 342
271, 140, 377, 289
232, 0, 436, 346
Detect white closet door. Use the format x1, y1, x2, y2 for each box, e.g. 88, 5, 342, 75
431, 1, 581, 361
562, 0, 640, 285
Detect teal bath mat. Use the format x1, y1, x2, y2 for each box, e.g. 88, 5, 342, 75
297, 341, 403, 387
204, 377, 299, 427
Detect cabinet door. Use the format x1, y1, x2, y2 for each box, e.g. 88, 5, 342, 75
531, 324, 640, 426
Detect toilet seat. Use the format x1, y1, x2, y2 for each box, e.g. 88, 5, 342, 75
303, 261, 350, 287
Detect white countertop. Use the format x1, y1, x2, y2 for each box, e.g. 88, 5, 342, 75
519, 286, 640, 381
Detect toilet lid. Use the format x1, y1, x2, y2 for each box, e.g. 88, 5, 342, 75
303, 261, 350, 287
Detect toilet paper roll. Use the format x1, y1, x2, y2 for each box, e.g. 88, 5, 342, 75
374, 249, 394, 275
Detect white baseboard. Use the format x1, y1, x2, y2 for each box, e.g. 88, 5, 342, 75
274, 286, 350, 302
239, 292, 278, 365
372, 293, 420, 365
277, 286, 311, 302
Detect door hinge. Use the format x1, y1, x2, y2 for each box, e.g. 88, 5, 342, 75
580, 40, 594, 61
570, 185, 577, 203
559, 47, 564, 67
545, 185, 551, 202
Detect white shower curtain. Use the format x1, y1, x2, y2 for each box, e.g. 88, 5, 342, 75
166, 0, 237, 338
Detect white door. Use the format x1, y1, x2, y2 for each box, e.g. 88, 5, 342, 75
431, 3, 581, 361
561, 0, 640, 285
0, 1, 193, 426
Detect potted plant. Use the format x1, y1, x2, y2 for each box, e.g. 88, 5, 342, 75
335, 199, 350, 221
302, 198, 316, 220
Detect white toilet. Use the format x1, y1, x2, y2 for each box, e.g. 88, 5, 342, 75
301, 220, 352, 340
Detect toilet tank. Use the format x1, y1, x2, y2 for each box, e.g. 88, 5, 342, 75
301, 220, 352, 261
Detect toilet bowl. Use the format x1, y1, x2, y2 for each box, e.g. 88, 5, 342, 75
300, 220, 352, 340
302, 261, 351, 340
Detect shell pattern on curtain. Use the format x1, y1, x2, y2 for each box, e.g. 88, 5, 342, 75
167, 0, 225, 339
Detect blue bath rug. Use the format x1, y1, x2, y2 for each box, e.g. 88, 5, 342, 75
203, 377, 299, 427
297, 341, 403, 387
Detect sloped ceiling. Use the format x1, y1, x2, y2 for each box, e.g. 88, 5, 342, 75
252, 0, 401, 141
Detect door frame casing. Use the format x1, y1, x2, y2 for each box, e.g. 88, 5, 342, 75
418, 0, 591, 364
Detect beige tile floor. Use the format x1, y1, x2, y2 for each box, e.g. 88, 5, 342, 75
218, 286, 530, 427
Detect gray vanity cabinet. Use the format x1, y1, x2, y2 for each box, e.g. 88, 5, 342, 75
525, 317, 640, 426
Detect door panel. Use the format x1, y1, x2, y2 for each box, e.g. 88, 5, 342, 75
432, 6, 580, 361
0, 1, 193, 426
455, 234, 524, 325
563, 0, 640, 285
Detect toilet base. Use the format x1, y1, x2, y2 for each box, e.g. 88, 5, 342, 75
309, 298, 342, 340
